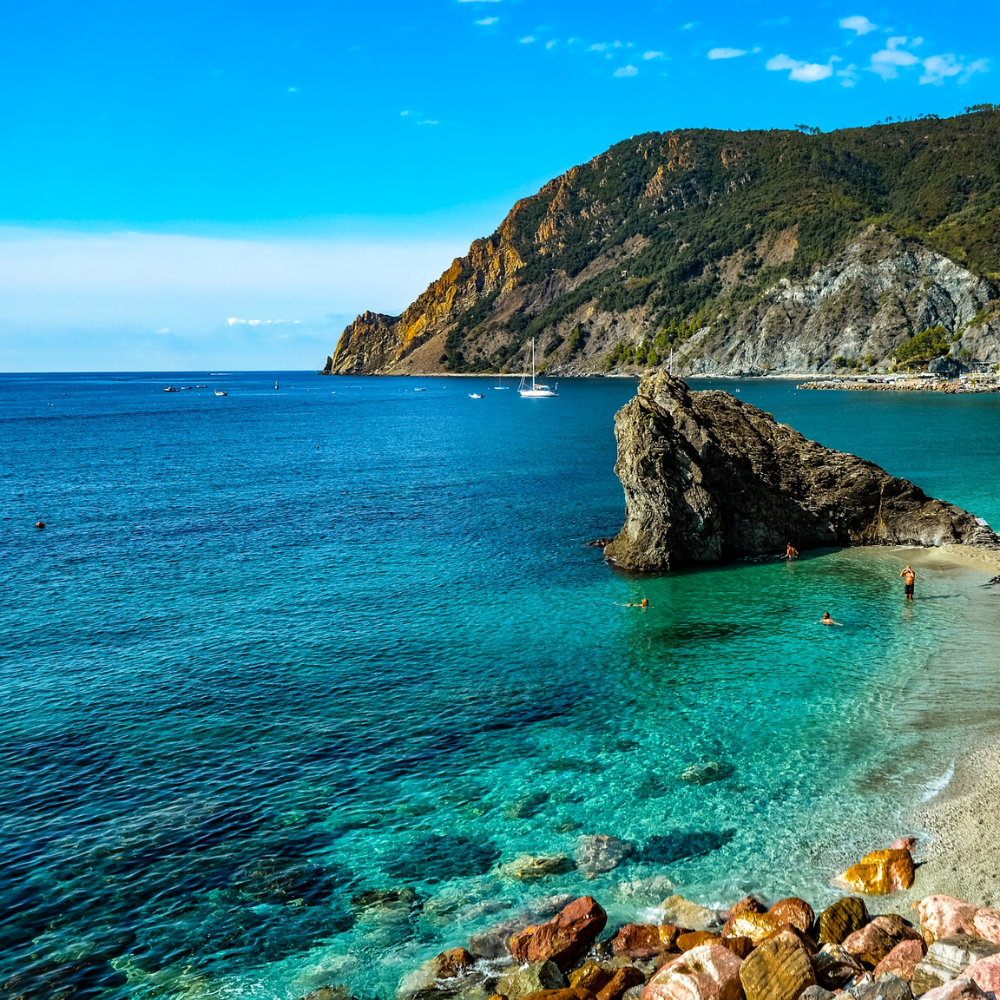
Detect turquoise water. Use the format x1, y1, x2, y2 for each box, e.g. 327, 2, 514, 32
3, 373, 1000, 1000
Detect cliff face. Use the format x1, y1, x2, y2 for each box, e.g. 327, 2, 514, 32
604, 372, 998, 572
326, 110, 1000, 377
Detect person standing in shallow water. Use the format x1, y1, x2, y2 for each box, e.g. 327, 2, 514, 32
900, 565, 916, 600
784, 542, 799, 560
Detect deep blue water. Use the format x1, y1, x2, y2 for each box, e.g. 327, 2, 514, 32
2, 372, 1000, 1000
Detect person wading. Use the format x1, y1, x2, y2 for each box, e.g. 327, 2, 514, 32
900, 565, 916, 601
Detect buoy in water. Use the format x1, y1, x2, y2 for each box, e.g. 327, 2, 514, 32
35, 521, 46, 529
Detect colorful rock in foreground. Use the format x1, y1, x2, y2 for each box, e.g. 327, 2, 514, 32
739, 933, 815, 1000
835, 849, 915, 895
510, 897, 608, 971
641, 943, 744, 1000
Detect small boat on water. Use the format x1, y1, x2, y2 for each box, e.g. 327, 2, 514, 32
494, 372, 508, 390
518, 339, 558, 398
275, 380, 279, 390
163, 386, 179, 392
214, 390, 228, 396
414, 388, 426, 392
469, 393, 484, 399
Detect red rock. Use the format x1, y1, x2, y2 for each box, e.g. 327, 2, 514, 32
730, 896, 768, 919
521, 990, 597, 1000
869, 914, 923, 945
917, 979, 987, 1000
767, 899, 814, 936
642, 944, 745, 1000
679, 932, 720, 952
842, 924, 897, 967
972, 908, 1000, 946
835, 850, 915, 895
510, 897, 608, 970
873, 939, 926, 982
720, 938, 754, 960
432, 948, 476, 978
963, 953, 1000, 993
889, 837, 918, 853
613, 924, 682, 959
912, 896, 981, 944
596, 968, 646, 1000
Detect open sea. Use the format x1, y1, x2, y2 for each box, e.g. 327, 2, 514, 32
3, 371, 1000, 1000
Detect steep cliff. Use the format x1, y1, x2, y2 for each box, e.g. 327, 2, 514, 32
326, 108, 1000, 377
604, 372, 999, 572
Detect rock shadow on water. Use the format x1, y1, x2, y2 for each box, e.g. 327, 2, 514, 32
633, 828, 736, 865
382, 835, 501, 883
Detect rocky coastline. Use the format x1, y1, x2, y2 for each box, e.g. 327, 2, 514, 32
797, 378, 1000, 395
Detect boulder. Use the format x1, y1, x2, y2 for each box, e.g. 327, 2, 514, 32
818, 898, 869, 945
844, 973, 913, 1000
835, 850, 915, 895
731, 897, 769, 919
841, 924, 898, 967
812, 944, 864, 989
521, 991, 595, 1000
510, 897, 608, 970
972, 908, 1000, 946
912, 897, 981, 944
433, 949, 477, 979
740, 934, 815, 1000
603, 373, 999, 572
910, 935, 1000, 994
961, 953, 1000, 993
763, 927, 817, 957
679, 933, 721, 952
872, 940, 926, 982
723, 914, 780, 946
721, 939, 755, 960
888, 838, 918, 854
767, 900, 815, 937
569, 965, 614, 994
916, 979, 987, 1000
576, 837, 636, 880
497, 963, 566, 999
661, 897, 724, 933
500, 856, 575, 882
799, 989, 836, 1000
642, 944, 745, 1000
596, 969, 647, 1000
613, 925, 683, 959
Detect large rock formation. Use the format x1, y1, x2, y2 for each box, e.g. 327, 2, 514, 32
604, 372, 998, 572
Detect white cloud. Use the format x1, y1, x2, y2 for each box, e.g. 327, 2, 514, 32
920, 53, 963, 85
708, 47, 747, 59
287, 87, 298, 93
156, 327, 170, 334
681, 22, 698, 30
960, 58, 990, 82
614, 64, 638, 77
545, 39, 557, 49
643, 51, 665, 60
837, 63, 860, 87
839, 15, 878, 35
766, 53, 834, 82
457, 0, 501, 3
590, 42, 607, 51
870, 46, 919, 79
519, 35, 536, 44
886, 36, 908, 50
475, 17, 498, 25
227, 318, 301, 327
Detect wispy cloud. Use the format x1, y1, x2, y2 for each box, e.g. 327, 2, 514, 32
869, 45, 919, 79
613, 64, 638, 77
643, 51, 665, 60
708, 47, 747, 60
400, 109, 440, 125
681, 22, 698, 30
960, 58, 990, 83
766, 53, 834, 82
839, 15, 877, 35
519, 35, 536, 44
920, 54, 962, 85
475, 17, 498, 25
227, 318, 301, 327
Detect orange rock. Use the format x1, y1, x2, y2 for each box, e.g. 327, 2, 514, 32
722, 913, 781, 946
510, 897, 608, 970
730, 896, 768, 919
873, 939, 926, 981
679, 932, 720, 952
762, 925, 817, 956
720, 938, 755, 960
613, 924, 683, 959
836, 849, 914, 895
596, 968, 646, 1000
739, 934, 815, 1000
522, 990, 597, 1000
767, 899, 814, 936
842, 923, 896, 967
432, 948, 476, 979
569, 963, 614, 994
642, 944, 745, 1000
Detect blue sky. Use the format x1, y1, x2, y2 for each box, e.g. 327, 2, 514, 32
2, 0, 997, 370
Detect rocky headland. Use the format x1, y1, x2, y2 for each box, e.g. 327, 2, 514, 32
324, 109, 1000, 379
603, 372, 998, 572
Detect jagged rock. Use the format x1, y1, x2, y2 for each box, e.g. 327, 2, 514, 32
471, 898, 575, 958
835, 850, 915, 895
433, 950, 477, 980
917, 979, 987, 1000
873, 940, 926, 982
497, 963, 566, 999
910, 935, 1000, 994
603, 373, 998, 572
500, 855, 575, 882
960, 954, 1000, 993
596, 968, 647, 1000
818, 898, 870, 946
912, 897, 982, 944
576, 836, 636, 879
767, 901, 815, 937
623, 989, 645, 1000
844, 973, 913, 1000
799, 988, 836, 1000
841, 924, 898, 967
509, 897, 608, 970
812, 945, 864, 989
740, 935, 815, 1000
661, 896, 725, 933
613, 924, 682, 959
642, 944, 745, 1000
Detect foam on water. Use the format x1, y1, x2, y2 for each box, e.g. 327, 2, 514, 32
2, 373, 1000, 1000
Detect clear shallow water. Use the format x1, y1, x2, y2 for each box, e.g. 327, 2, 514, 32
2, 372, 1000, 1000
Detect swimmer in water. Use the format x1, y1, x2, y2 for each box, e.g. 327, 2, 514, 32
620, 598, 649, 607
821, 612, 842, 626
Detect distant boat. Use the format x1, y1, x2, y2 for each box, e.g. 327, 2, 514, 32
163, 386, 179, 392
469, 393, 484, 399
518, 339, 558, 398
494, 372, 509, 390
214, 390, 228, 396
275, 380, 279, 390
414, 388, 426, 392
196, 385, 207, 388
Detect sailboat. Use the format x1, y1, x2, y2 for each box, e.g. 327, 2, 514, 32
518, 339, 558, 398
494, 371, 508, 390
274, 379, 279, 390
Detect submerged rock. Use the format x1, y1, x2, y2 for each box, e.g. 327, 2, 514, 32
500, 855, 575, 882
576, 835, 636, 879
604, 372, 999, 571
680, 762, 735, 786
659, 896, 724, 932
497, 963, 567, 999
